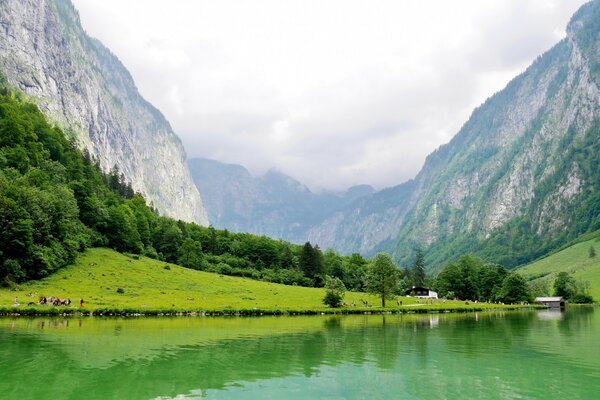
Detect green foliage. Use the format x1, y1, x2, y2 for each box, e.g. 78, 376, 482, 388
299, 242, 324, 286
553, 272, 577, 299
0, 87, 370, 289
177, 237, 203, 269
497, 274, 531, 304
570, 293, 594, 304
366, 253, 399, 307
552, 271, 593, 303
324, 275, 346, 306
411, 247, 426, 287
322, 275, 346, 308
342, 253, 368, 291
434, 255, 522, 302
589, 245, 596, 258
435, 256, 483, 300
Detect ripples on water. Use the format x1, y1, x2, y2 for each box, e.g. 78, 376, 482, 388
0, 308, 599, 400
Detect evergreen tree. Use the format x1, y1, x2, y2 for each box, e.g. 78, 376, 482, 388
299, 242, 324, 285
412, 247, 426, 287
279, 245, 297, 269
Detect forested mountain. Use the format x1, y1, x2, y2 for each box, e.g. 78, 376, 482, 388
0, 0, 208, 224
188, 158, 374, 242
309, 1, 600, 269
0, 86, 371, 289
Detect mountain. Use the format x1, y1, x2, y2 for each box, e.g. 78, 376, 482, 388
309, 1, 600, 269
0, 0, 208, 224
188, 158, 374, 242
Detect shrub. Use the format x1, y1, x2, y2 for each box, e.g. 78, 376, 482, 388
570, 293, 594, 304
322, 291, 343, 308
322, 275, 346, 308
116, 288, 125, 294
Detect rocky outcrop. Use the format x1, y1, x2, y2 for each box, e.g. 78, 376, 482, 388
0, 0, 208, 224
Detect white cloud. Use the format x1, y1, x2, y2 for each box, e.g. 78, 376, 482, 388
72, 0, 587, 191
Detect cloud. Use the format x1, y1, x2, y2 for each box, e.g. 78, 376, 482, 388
72, 0, 587, 191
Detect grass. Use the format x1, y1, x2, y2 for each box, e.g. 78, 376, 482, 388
0, 248, 535, 315
517, 236, 600, 300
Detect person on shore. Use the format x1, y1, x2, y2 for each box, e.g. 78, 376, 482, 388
79, 298, 84, 308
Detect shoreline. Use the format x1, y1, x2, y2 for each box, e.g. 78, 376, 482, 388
0, 304, 544, 317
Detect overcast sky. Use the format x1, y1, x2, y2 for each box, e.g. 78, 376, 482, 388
72, 0, 587, 191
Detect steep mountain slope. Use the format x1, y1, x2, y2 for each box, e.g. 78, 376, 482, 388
188, 158, 374, 243
310, 1, 600, 268
0, 0, 208, 224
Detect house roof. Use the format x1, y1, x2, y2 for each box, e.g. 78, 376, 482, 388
535, 297, 564, 302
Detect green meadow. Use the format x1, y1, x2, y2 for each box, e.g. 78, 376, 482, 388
0, 248, 529, 315
517, 234, 600, 300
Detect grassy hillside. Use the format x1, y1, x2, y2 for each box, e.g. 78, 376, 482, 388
0, 248, 525, 314
517, 235, 600, 300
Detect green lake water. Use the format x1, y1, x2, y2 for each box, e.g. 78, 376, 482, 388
0, 308, 599, 399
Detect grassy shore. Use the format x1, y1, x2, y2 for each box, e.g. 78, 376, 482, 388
1, 248, 538, 316
517, 235, 600, 300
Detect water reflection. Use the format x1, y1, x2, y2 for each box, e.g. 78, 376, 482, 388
0, 308, 598, 400
537, 309, 564, 321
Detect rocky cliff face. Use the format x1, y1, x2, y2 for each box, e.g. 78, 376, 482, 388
189, 158, 374, 243
0, 0, 208, 224
309, 1, 600, 268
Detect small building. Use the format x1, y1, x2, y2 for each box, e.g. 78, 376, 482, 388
535, 296, 565, 308
406, 286, 438, 299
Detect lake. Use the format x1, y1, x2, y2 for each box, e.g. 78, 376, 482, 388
0, 308, 598, 399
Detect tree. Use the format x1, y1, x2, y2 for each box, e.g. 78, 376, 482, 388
322, 275, 346, 308
207, 225, 218, 254
498, 273, 531, 304
323, 249, 345, 281
434, 256, 482, 300
366, 253, 399, 307
478, 264, 508, 301
343, 253, 368, 291
177, 237, 203, 269
279, 244, 297, 269
412, 248, 426, 287
299, 242, 324, 286
553, 271, 577, 299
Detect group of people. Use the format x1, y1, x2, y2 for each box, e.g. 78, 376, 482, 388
10, 292, 84, 308
39, 296, 71, 306
38, 296, 85, 307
